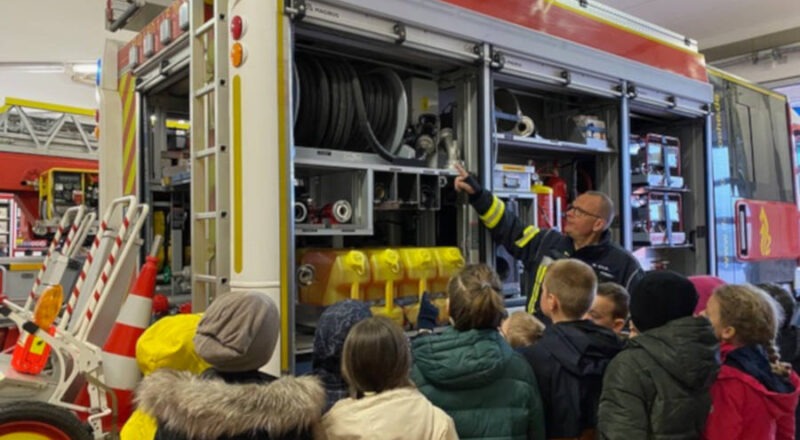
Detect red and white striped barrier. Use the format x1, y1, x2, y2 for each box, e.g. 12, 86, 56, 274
59, 196, 137, 332
24, 206, 85, 310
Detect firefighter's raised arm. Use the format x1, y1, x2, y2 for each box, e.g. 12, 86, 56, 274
454, 163, 549, 265
454, 163, 478, 195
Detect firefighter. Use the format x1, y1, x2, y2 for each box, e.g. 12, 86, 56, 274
454, 164, 642, 320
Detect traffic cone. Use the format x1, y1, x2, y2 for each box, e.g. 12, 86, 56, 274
101, 253, 158, 426
75, 253, 158, 430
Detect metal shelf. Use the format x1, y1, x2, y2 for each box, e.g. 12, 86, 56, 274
495, 191, 536, 199
631, 174, 686, 190
632, 185, 690, 193
295, 147, 457, 176
296, 224, 373, 236
494, 133, 614, 155
647, 244, 693, 249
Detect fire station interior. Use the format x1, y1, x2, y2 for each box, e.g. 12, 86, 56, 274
6, 2, 800, 438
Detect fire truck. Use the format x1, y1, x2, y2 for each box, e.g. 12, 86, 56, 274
0, 98, 99, 293
95, 0, 800, 381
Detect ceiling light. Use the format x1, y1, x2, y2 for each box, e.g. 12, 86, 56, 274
72, 63, 99, 74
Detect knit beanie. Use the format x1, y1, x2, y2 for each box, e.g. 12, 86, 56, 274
689, 275, 725, 315
193, 291, 280, 372
312, 300, 372, 373
630, 271, 698, 333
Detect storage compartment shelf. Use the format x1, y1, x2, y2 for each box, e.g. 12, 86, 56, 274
631, 174, 685, 188
294, 163, 373, 236
295, 224, 373, 236
294, 148, 451, 236
494, 133, 614, 155
644, 243, 694, 250
295, 147, 456, 176
632, 185, 690, 193
495, 191, 537, 200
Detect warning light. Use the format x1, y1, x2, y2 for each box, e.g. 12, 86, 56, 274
231, 16, 244, 40
231, 43, 245, 68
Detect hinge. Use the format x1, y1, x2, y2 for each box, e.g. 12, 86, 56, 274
666, 96, 677, 109
561, 70, 572, 86
393, 23, 407, 44
473, 44, 485, 65
626, 84, 638, 99
286, 0, 307, 21
491, 49, 506, 71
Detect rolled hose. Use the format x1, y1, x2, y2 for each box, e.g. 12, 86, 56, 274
293, 55, 423, 165
294, 201, 308, 223
321, 200, 352, 224
513, 115, 536, 137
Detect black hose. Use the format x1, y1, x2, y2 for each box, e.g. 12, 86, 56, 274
293, 55, 423, 165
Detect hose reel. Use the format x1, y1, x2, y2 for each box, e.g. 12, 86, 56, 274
293, 55, 433, 166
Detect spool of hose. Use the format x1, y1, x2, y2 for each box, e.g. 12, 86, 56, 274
494, 88, 521, 133
294, 201, 308, 223
293, 55, 410, 163
513, 115, 535, 137
322, 200, 353, 224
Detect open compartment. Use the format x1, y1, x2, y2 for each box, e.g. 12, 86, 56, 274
290, 16, 479, 356
294, 166, 372, 235
628, 102, 708, 274
489, 72, 622, 297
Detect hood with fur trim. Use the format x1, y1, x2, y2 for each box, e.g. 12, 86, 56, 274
137, 369, 325, 439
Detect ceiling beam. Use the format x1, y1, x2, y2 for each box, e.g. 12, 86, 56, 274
703, 26, 800, 62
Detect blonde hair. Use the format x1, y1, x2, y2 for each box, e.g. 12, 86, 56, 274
713, 284, 791, 377
543, 259, 597, 319
448, 264, 506, 331
341, 316, 412, 397
504, 311, 545, 348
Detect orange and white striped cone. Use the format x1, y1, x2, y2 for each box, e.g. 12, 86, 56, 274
101, 254, 157, 426
76, 253, 157, 430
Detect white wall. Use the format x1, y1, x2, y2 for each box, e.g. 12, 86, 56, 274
0, 70, 98, 109
0, 0, 133, 109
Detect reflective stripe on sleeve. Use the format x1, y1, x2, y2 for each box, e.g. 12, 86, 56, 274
515, 225, 540, 248
479, 196, 505, 229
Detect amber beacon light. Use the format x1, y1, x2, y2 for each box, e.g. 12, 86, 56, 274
231, 42, 245, 67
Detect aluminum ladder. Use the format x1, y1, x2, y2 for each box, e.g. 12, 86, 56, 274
189, 0, 231, 311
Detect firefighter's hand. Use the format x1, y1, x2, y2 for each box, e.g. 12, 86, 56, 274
417, 293, 439, 331
454, 163, 480, 195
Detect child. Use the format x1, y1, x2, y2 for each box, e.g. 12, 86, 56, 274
412, 264, 546, 440
519, 259, 623, 440
758, 283, 800, 372
703, 284, 800, 439
585, 282, 629, 336
689, 275, 726, 315
321, 316, 458, 440
501, 311, 546, 349
598, 271, 720, 439
137, 292, 325, 440
758, 283, 800, 439
311, 299, 372, 412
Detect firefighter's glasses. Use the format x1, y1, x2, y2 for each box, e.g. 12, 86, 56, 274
566, 204, 602, 219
